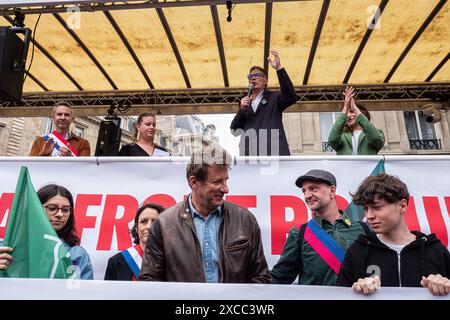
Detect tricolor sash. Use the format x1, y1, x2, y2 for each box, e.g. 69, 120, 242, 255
44, 131, 79, 156
121, 244, 143, 281
303, 219, 345, 274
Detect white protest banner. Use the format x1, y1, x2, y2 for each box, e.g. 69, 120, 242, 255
0, 278, 449, 300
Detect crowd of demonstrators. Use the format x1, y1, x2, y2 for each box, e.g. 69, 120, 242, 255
1, 165, 448, 297
118, 112, 170, 157
104, 203, 165, 281
230, 50, 297, 156
337, 174, 450, 296
5, 50, 448, 298
0, 184, 94, 279
271, 169, 370, 285
139, 149, 271, 283
29, 102, 91, 157
328, 86, 385, 155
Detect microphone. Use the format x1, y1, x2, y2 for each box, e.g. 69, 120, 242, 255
247, 84, 253, 98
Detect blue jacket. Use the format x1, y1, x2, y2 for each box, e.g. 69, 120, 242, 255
64, 242, 94, 280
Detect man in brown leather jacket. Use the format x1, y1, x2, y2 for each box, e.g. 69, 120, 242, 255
139, 150, 271, 283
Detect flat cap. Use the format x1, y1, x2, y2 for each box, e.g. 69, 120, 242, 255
295, 169, 337, 188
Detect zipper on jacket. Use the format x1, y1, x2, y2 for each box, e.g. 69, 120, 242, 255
397, 253, 402, 287
219, 212, 225, 283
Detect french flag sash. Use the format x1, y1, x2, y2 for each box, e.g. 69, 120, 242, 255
121, 244, 143, 281
303, 219, 345, 274
44, 131, 79, 156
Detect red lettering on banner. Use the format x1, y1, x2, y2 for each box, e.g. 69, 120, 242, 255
445, 197, 450, 219
405, 196, 421, 232
143, 194, 177, 209
423, 197, 448, 247
270, 196, 308, 255
74, 194, 102, 240
97, 195, 139, 251
226, 195, 257, 209
335, 195, 350, 212
0, 193, 14, 238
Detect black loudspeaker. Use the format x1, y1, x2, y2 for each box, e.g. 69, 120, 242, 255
95, 117, 122, 156
0, 26, 31, 101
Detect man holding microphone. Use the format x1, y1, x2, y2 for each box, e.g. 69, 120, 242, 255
230, 50, 297, 156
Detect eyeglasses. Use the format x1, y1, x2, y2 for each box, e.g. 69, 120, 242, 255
247, 73, 265, 80
43, 204, 72, 215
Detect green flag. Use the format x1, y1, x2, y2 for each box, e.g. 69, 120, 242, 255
0, 166, 73, 278
344, 159, 385, 222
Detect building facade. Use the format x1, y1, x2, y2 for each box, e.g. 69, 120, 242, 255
283, 110, 450, 155
1, 110, 449, 157
0, 115, 219, 157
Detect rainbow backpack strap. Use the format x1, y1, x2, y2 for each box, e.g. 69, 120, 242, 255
303, 219, 345, 274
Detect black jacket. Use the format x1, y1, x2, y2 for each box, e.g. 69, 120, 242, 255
118, 143, 170, 157
337, 231, 450, 287
104, 252, 134, 281
230, 68, 297, 156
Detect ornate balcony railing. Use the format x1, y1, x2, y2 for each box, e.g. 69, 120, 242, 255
409, 139, 442, 150
322, 142, 335, 153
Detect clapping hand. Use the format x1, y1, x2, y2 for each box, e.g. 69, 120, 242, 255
342, 86, 361, 116
58, 144, 74, 157
40, 138, 56, 156
342, 86, 354, 114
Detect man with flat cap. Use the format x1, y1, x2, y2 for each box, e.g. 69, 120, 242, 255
270, 169, 370, 285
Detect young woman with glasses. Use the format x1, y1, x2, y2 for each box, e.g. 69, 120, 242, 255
38, 184, 94, 279
1, 184, 94, 278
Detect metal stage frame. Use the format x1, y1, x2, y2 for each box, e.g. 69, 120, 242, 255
0, 82, 449, 117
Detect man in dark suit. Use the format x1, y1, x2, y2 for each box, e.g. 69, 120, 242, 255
230, 50, 297, 156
